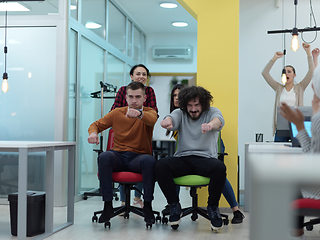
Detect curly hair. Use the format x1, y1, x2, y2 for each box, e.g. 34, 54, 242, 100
179, 86, 213, 113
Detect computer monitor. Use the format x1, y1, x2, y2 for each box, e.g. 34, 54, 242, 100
276, 106, 313, 139
288, 117, 312, 147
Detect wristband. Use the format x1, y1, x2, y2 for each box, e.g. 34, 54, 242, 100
137, 109, 143, 118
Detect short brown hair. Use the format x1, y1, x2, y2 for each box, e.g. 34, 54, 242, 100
126, 81, 145, 94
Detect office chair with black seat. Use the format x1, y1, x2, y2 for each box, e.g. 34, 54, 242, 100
161, 132, 229, 230
91, 129, 162, 229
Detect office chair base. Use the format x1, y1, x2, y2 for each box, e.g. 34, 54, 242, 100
304, 218, 320, 231
161, 186, 229, 229
92, 205, 161, 229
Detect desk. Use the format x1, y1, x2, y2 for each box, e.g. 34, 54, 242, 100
244, 142, 303, 212
248, 153, 320, 240
0, 141, 76, 240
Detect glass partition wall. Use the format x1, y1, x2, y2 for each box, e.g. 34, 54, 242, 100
0, 0, 146, 203
69, 0, 146, 196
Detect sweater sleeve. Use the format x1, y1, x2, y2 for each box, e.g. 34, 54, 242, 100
262, 60, 282, 91
139, 108, 158, 127
88, 111, 113, 135
296, 129, 311, 153
298, 56, 315, 91
311, 112, 320, 153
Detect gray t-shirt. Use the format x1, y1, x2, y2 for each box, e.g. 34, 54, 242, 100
166, 107, 224, 158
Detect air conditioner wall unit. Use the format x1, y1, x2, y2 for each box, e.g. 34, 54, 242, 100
152, 45, 192, 60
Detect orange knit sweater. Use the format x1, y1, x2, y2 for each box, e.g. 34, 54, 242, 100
88, 107, 157, 155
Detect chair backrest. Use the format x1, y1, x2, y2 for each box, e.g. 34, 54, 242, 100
106, 128, 115, 151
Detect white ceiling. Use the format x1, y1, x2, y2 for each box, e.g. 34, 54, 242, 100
1, 0, 197, 35
114, 0, 197, 34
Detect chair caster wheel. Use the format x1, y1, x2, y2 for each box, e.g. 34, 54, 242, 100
115, 197, 119, 201
306, 225, 313, 231
191, 215, 198, 221
146, 223, 152, 229
92, 215, 98, 222
223, 219, 229, 225
162, 217, 168, 224
124, 213, 129, 219
156, 216, 162, 223
83, 196, 88, 200
104, 221, 111, 228
171, 224, 179, 230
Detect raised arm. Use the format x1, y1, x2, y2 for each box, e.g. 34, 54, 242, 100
299, 43, 315, 90
312, 48, 320, 68
261, 51, 284, 90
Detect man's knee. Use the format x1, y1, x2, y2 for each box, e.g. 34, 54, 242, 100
98, 151, 115, 166
140, 155, 156, 167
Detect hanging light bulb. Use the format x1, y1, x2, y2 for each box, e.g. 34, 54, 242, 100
291, 28, 299, 52
1, 73, 8, 93
281, 68, 287, 84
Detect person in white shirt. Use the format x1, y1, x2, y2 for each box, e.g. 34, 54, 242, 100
262, 43, 315, 141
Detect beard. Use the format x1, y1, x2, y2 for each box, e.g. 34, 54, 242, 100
188, 111, 201, 120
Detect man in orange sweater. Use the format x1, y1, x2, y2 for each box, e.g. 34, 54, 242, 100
88, 81, 158, 226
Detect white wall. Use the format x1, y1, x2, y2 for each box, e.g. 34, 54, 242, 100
239, 0, 320, 189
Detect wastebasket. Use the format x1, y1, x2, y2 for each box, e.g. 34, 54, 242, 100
8, 191, 46, 237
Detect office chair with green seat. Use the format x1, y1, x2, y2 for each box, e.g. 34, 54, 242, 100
161, 132, 229, 230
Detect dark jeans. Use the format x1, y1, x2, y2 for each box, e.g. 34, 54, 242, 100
98, 150, 156, 202
155, 155, 226, 207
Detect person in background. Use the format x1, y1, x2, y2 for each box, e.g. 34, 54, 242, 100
88, 81, 158, 226
262, 43, 315, 142
280, 65, 320, 239
110, 64, 158, 209
161, 84, 245, 224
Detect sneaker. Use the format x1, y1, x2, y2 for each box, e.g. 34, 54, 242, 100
143, 201, 155, 224
231, 210, 245, 224
133, 199, 144, 208
162, 204, 170, 216
169, 202, 182, 226
207, 205, 223, 230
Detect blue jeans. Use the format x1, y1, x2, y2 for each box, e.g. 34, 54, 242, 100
98, 150, 156, 202
222, 178, 238, 208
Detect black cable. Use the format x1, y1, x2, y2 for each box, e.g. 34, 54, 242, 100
301, 0, 318, 44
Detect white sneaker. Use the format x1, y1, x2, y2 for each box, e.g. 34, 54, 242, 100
133, 199, 144, 208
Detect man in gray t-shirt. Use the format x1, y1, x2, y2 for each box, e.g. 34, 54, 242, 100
155, 86, 226, 231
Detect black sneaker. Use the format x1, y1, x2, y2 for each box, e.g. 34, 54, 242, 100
162, 204, 170, 216
231, 210, 245, 224
169, 202, 182, 225
143, 202, 155, 224
98, 203, 114, 223
207, 205, 223, 230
